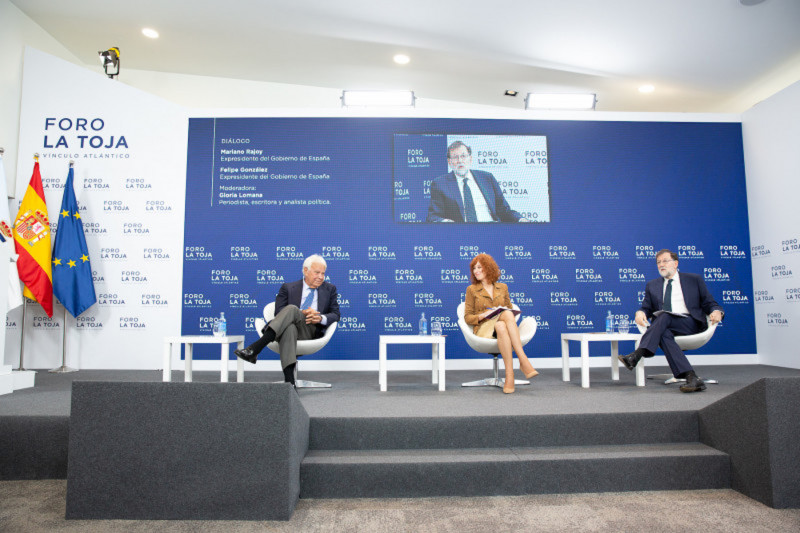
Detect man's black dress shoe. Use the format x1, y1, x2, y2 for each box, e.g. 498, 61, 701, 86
618, 351, 641, 371
680, 372, 706, 393
234, 348, 258, 364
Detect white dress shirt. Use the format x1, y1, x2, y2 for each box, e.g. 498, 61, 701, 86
663, 272, 689, 315
456, 171, 494, 222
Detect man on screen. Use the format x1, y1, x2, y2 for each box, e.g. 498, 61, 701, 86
618, 249, 723, 393
234, 254, 339, 386
427, 140, 527, 223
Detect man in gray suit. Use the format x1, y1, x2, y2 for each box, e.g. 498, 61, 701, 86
235, 254, 340, 385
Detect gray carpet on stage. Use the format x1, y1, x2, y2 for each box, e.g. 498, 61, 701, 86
65, 382, 308, 521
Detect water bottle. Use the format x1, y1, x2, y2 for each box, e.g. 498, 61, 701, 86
213, 312, 227, 337
431, 320, 442, 336
605, 310, 613, 334
419, 312, 428, 335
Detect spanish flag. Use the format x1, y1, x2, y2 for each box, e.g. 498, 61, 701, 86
14, 161, 53, 317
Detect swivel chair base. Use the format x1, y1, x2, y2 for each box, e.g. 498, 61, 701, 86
462, 356, 530, 388
647, 373, 718, 385
295, 379, 332, 389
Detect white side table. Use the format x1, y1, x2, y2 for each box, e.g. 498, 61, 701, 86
561, 332, 644, 388
163, 335, 246, 383
379, 335, 446, 392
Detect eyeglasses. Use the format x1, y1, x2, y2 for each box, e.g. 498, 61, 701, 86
656, 258, 675, 265
448, 154, 470, 161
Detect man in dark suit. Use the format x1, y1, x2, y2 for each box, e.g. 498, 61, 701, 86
426, 140, 526, 223
235, 254, 340, 385
619, 249, 723, 393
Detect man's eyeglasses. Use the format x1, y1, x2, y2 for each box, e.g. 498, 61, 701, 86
656, 258, 675, 265
448, 154, 470, 161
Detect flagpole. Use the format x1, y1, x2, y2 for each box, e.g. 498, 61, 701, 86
50, 305, 77, 373
16, 299, 27, 371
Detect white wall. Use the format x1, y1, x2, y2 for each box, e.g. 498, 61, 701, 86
741, 80, 800, 369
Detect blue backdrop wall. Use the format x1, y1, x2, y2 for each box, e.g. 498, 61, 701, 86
182, 117, 754, 361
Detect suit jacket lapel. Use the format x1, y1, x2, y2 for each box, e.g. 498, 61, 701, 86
472, 171, 497, 220
447, 172, 465, 221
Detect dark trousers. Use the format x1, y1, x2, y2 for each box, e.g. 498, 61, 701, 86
639, 313, 704, 378
248, 305, 318, 369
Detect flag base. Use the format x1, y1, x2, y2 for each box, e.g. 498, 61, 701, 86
49, 365, 78, 374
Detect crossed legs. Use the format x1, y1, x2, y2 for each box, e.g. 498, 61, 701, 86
494, 310, 538, 393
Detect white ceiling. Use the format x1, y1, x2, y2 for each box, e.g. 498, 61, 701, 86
10, 0, 800, 112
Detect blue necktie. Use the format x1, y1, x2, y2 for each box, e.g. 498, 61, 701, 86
462, 178, 478, 222
301, 288, 315, 310
663, 279, 673, 312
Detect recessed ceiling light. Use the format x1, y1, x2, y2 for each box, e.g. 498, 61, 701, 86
142, 28, 159, 39
393, 54, 410, 65
638, 84, 655, 94
504, 90, 518, 97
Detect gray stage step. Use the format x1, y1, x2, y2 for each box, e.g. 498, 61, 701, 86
300, 443, 730, 498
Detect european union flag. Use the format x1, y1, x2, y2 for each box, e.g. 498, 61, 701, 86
52, 166, 96, 317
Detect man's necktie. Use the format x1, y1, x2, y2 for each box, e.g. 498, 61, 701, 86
301, 289, 316, 310
462, 178, 478, 222
663, 279, 673, 312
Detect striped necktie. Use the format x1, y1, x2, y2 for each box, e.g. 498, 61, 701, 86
301, 288, 315, 310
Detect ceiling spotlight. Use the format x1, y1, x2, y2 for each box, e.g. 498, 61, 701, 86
504, 90, 519, 97
525, 93, 596, 111
342, 90, 416, 107
393, 54, 411, 65
639, 84, 655, 94
98, 47, 120, 79
142, 28, 159, 39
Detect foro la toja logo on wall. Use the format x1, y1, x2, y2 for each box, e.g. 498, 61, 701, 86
785, 287, 800, 302
678, 245, 704, 259
198, 315, 218, 333
183, 293, 211, 307
92, 270, 104, 284
460, 245, 481, 260
42, 117, 128, 152
98, 293, 126, 306
339, 316, 366, 332
141, 293, 169, 307
720, 245, 746, 259
509, 291, 533, 305
440, 269, 468, 283
103, 200, 130, 212
505, 245, 532, 259
754, 290, 774, 303
337, 294, 351, 308
394, 179, 410, 199
84, 221, 107, 235
229, 293, 258, 307
123, 222, 150, 236
368, 293, 397, 308
145, 200, 171, 211
119, 316, 146, 329
33, 316, 60, 330
704, 267, 730, 282
230, 246, 258, 261
766, 312, 788, 327
722, 290, 749, 304
530, 315, 549, 330
276, 246, 304, 261
76, 316, 103, 329
635, 245, 656, 260
618, 267, 645, 282
256, 269, 284, 284
83, 177, 110, 190
594, 291, 622, 305
499, 269, 514, 283
592, 245, 619, 259
395, 269, 422, 284
398, 211, 419, 222
550, 291, 578, 306
121, 270, 148, 284
185, 246, 213, 260
414, 245, 442, 260
349, 269, 377, 284
566, 314, 594, 330
143, 248, 170, 260
414, 292, 443, 307
428, 315, 457, 330
637, 290, 646, 304
128, 178, 153, 190
771, 265, 793, 279
751, 244, 772, 258
321, 246, 351, 260
782, 238, 800, 254
211, 269, 239, 284
368, 245, 396, 260
531, 268, 558, 283
549, 245, 576, 259
575, 268, 602, 282
384, 316, 412, 332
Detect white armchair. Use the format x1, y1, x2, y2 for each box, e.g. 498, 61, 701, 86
255, 302, 338, 388
457, 302, 537, 388
637, 316, 719, 385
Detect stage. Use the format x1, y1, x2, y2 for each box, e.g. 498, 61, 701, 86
2, 364, 800, 521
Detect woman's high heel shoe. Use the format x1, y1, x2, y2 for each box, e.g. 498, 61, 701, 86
503, 375, 515, 394
520, 362, 539, 379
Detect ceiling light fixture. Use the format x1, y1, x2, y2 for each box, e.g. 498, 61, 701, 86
98, 47, 120, 79
341, 90, 416, 107
525, 93, 596, 111
639, 84, 655, 94
393, 54, 410, 65
142, 28, 159, 39
504, 90, 519, 97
